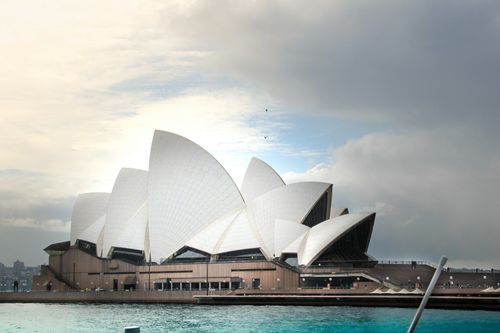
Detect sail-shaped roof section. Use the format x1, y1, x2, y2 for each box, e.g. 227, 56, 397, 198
246, 181, 332, 258
331, 207, 349, 218
282, 230, 309, 254
241, 157, 285, 202
298, 212, 376, 266
215, 209, 263, 254
185, 210, 240, 254
102, 168, 148, 257
70, 192, 110, 245
148, 130, 245, 262
77, 215, 106, 256
274, 219, 309, 257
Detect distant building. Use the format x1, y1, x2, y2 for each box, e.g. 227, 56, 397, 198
13, 259, 24, 273
0, 261, 39, 291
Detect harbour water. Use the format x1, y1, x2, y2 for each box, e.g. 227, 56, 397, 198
0, 303, 499, 332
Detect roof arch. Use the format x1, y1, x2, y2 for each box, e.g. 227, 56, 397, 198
148, 130, 245, 262
77, 215, 106, 256
102, 168, 148, 257
331, 207, 349, 218
70, 193, 110, 245
246, 181, 332, 258
215, 209, 264, 254
185, 209, 241, 254
241, 157, 285, 202
274, 219, 309, 257
298, 212, 376, 266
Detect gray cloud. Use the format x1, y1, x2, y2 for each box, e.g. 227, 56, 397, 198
284, 130, 500, 267
0, 169, 74, 265
165, 0, 500, 126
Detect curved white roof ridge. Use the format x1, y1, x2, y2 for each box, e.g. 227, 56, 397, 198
274, 219, 310, 257
298, 212, 376, 266
241, 157, 285, 202
282, 229, 309, 255
148, 130, 246, 262
102, 168, 148, 257
331, 207, 349, 218
215, 208, 265, 255
77, 214, 106, 254
70, 192, 110, 245
247, 181, 332, 257
212, 209, 246, 253
185, 209, 241, 254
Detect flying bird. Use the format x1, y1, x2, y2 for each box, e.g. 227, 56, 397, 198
265, 108, 268, 112
264, 136, 268, 140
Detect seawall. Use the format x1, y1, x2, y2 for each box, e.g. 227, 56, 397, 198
1, 291, 499, 310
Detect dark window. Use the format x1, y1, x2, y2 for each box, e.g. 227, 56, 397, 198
110, 247, 145, 265
76, 240, 97, 256
164, 247, 210, 263
217, 248, 265, 261
302, 190, 330, 227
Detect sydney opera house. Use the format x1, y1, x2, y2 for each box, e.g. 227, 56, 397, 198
35, 130, 380, 292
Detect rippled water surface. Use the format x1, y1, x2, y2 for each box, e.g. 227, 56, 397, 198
0, 303, 499, 333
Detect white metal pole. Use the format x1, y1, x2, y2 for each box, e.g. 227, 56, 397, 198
407, 255, 448, 333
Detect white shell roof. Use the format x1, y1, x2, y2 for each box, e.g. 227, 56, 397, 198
298, 212, 375, 266
67, 131, 375, 265
148, 130, 245, 262
282, 231, 309, 254
215, 209, 263, 254
102, 168, 148, 257
77, 215, 106, 255
241, 157, 285, 202
274, 219, 309, 257
70, 192, 110, 245
331, 207, 349, 218
186, 208, 265, 255
246, 182, 332, 258
185, 210, 241, 254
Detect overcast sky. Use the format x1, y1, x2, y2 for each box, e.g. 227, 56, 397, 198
1, 1, 499, 267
